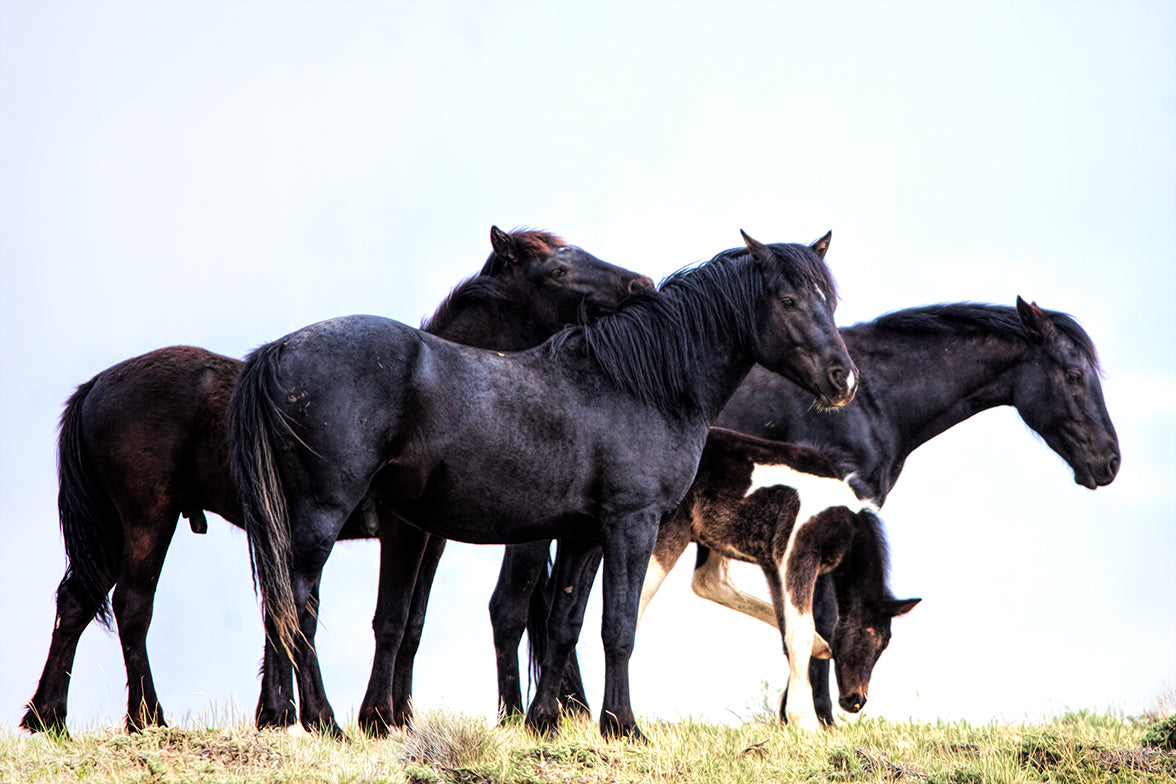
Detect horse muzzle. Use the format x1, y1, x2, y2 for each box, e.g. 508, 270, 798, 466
839, 692, 867, 713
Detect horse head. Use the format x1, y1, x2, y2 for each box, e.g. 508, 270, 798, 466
831, 596, 920, 714
1011, 296, 1120, 489
742, 230, 858, 409
487, 225, 654, 329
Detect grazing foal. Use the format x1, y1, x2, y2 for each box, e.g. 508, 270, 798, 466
637, 428, 919, 728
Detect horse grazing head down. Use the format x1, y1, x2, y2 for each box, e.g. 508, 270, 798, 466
1011, 296, 1120, 489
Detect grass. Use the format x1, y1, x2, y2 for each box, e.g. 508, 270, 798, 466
3, 709, 1174, 784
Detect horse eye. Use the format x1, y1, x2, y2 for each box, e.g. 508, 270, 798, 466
1066, 369, 1083, 385
780, 295, 796, 308
549, 267, 567, 279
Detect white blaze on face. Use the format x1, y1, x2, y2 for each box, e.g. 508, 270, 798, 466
812, 284, 828, 305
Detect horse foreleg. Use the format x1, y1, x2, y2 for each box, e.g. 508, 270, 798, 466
597, 512, 659, 742
390, 532, 447, 729
525, 541, 601, 737
762, 561, 821, 730
357, 518, 429, 737
691, 547, 777, 626
489, 540, 550, 721
21, 572, 112, 735
807, 575, 838, 726
112, 515, 179, 731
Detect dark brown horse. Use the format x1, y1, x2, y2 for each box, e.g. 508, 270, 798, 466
21, 226, 652, 735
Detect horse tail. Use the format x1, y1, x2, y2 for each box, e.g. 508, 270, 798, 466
525, 547, 556, 692
56, 376, 122, 630
228, 340, 301, 660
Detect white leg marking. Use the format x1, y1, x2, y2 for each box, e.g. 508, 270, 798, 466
691, 553, 778, 627
637, 554, 672, 628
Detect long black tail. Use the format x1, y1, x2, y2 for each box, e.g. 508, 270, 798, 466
227, 340, 301, 660
56, 377, 122, 629
525, 547, 555, 692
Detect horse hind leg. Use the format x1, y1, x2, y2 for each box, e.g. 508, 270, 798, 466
112, 513, 180, 731
489, 541, 550, 722
21, 569, 117, 736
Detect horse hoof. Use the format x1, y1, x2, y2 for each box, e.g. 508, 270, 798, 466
20, 706, 68, 737
358, 707, 396, 738
306, 719, 345, 740
524, 711, 561, 738
600, 714, 647, 743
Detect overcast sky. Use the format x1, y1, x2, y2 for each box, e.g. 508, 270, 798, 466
2, 1, 1173, 735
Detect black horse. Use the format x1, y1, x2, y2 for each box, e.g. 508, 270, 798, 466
21, 226, 652, 735
483, 297, 1120, 723
228, 230, 857, 740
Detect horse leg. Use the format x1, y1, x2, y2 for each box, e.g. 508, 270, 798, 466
489, 540, 550, 721
357, 518, 429, 737
806, 574, 838, 726
389, 532, 446, 729
256, 614, 298, 730
637, 515, 692, 626
111, 514, 179, 731
597, 511, 659, 741
21, 571, 114, 735
691, 546, 777, 625
761, 561, 820, 730
525, 541, 602, 737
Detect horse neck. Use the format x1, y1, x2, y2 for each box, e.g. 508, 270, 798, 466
850, 327, 1028, 466
424, 297, 548, 351
830, 513, 888, 611
582, 273, 759, 422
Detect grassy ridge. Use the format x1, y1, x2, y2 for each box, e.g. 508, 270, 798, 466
3, 711, 1174, 783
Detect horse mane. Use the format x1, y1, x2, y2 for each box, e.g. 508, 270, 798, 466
864, 303, 1100, 371
550, 242, 835, 411
421, 229, 568, 333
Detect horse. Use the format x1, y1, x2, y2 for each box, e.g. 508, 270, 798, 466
634, 427, 920, 728
482, 296, 1119, 724
21, 226, 653, 735
227, 229, 857, 741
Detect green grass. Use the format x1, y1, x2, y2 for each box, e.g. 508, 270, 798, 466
3, 710, 1174, 784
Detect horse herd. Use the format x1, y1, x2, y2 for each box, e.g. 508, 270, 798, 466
21, 226, 1120, 742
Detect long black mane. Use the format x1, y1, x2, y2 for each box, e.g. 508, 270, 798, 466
422, 229, 567, 333
550, 243, 836, 411
862, 303, 1100, 371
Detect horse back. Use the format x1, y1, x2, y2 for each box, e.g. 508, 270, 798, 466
81, 346, 243, 524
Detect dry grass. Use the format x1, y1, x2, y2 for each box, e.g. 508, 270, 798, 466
3, 704, 1174, 784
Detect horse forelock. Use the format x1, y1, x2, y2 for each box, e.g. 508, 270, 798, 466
774, 242, 840, 309
867, 303, 1100, 371
550, 251, 762, 410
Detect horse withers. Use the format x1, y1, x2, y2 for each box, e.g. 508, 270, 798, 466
229, 229, 856, 741
637, 428, 919, 728
21, 226, 651, 736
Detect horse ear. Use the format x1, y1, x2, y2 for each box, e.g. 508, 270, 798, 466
490, 225, 519, 263
740, 229, 773, 267
1015, 295, 1056, 344
887, 597, 921, 618
809, 231, 832, 259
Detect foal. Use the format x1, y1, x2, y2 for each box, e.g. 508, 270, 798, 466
637, 428, 919, 728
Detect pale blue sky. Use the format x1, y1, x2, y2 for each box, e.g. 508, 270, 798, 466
2, 1, 1173, 733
